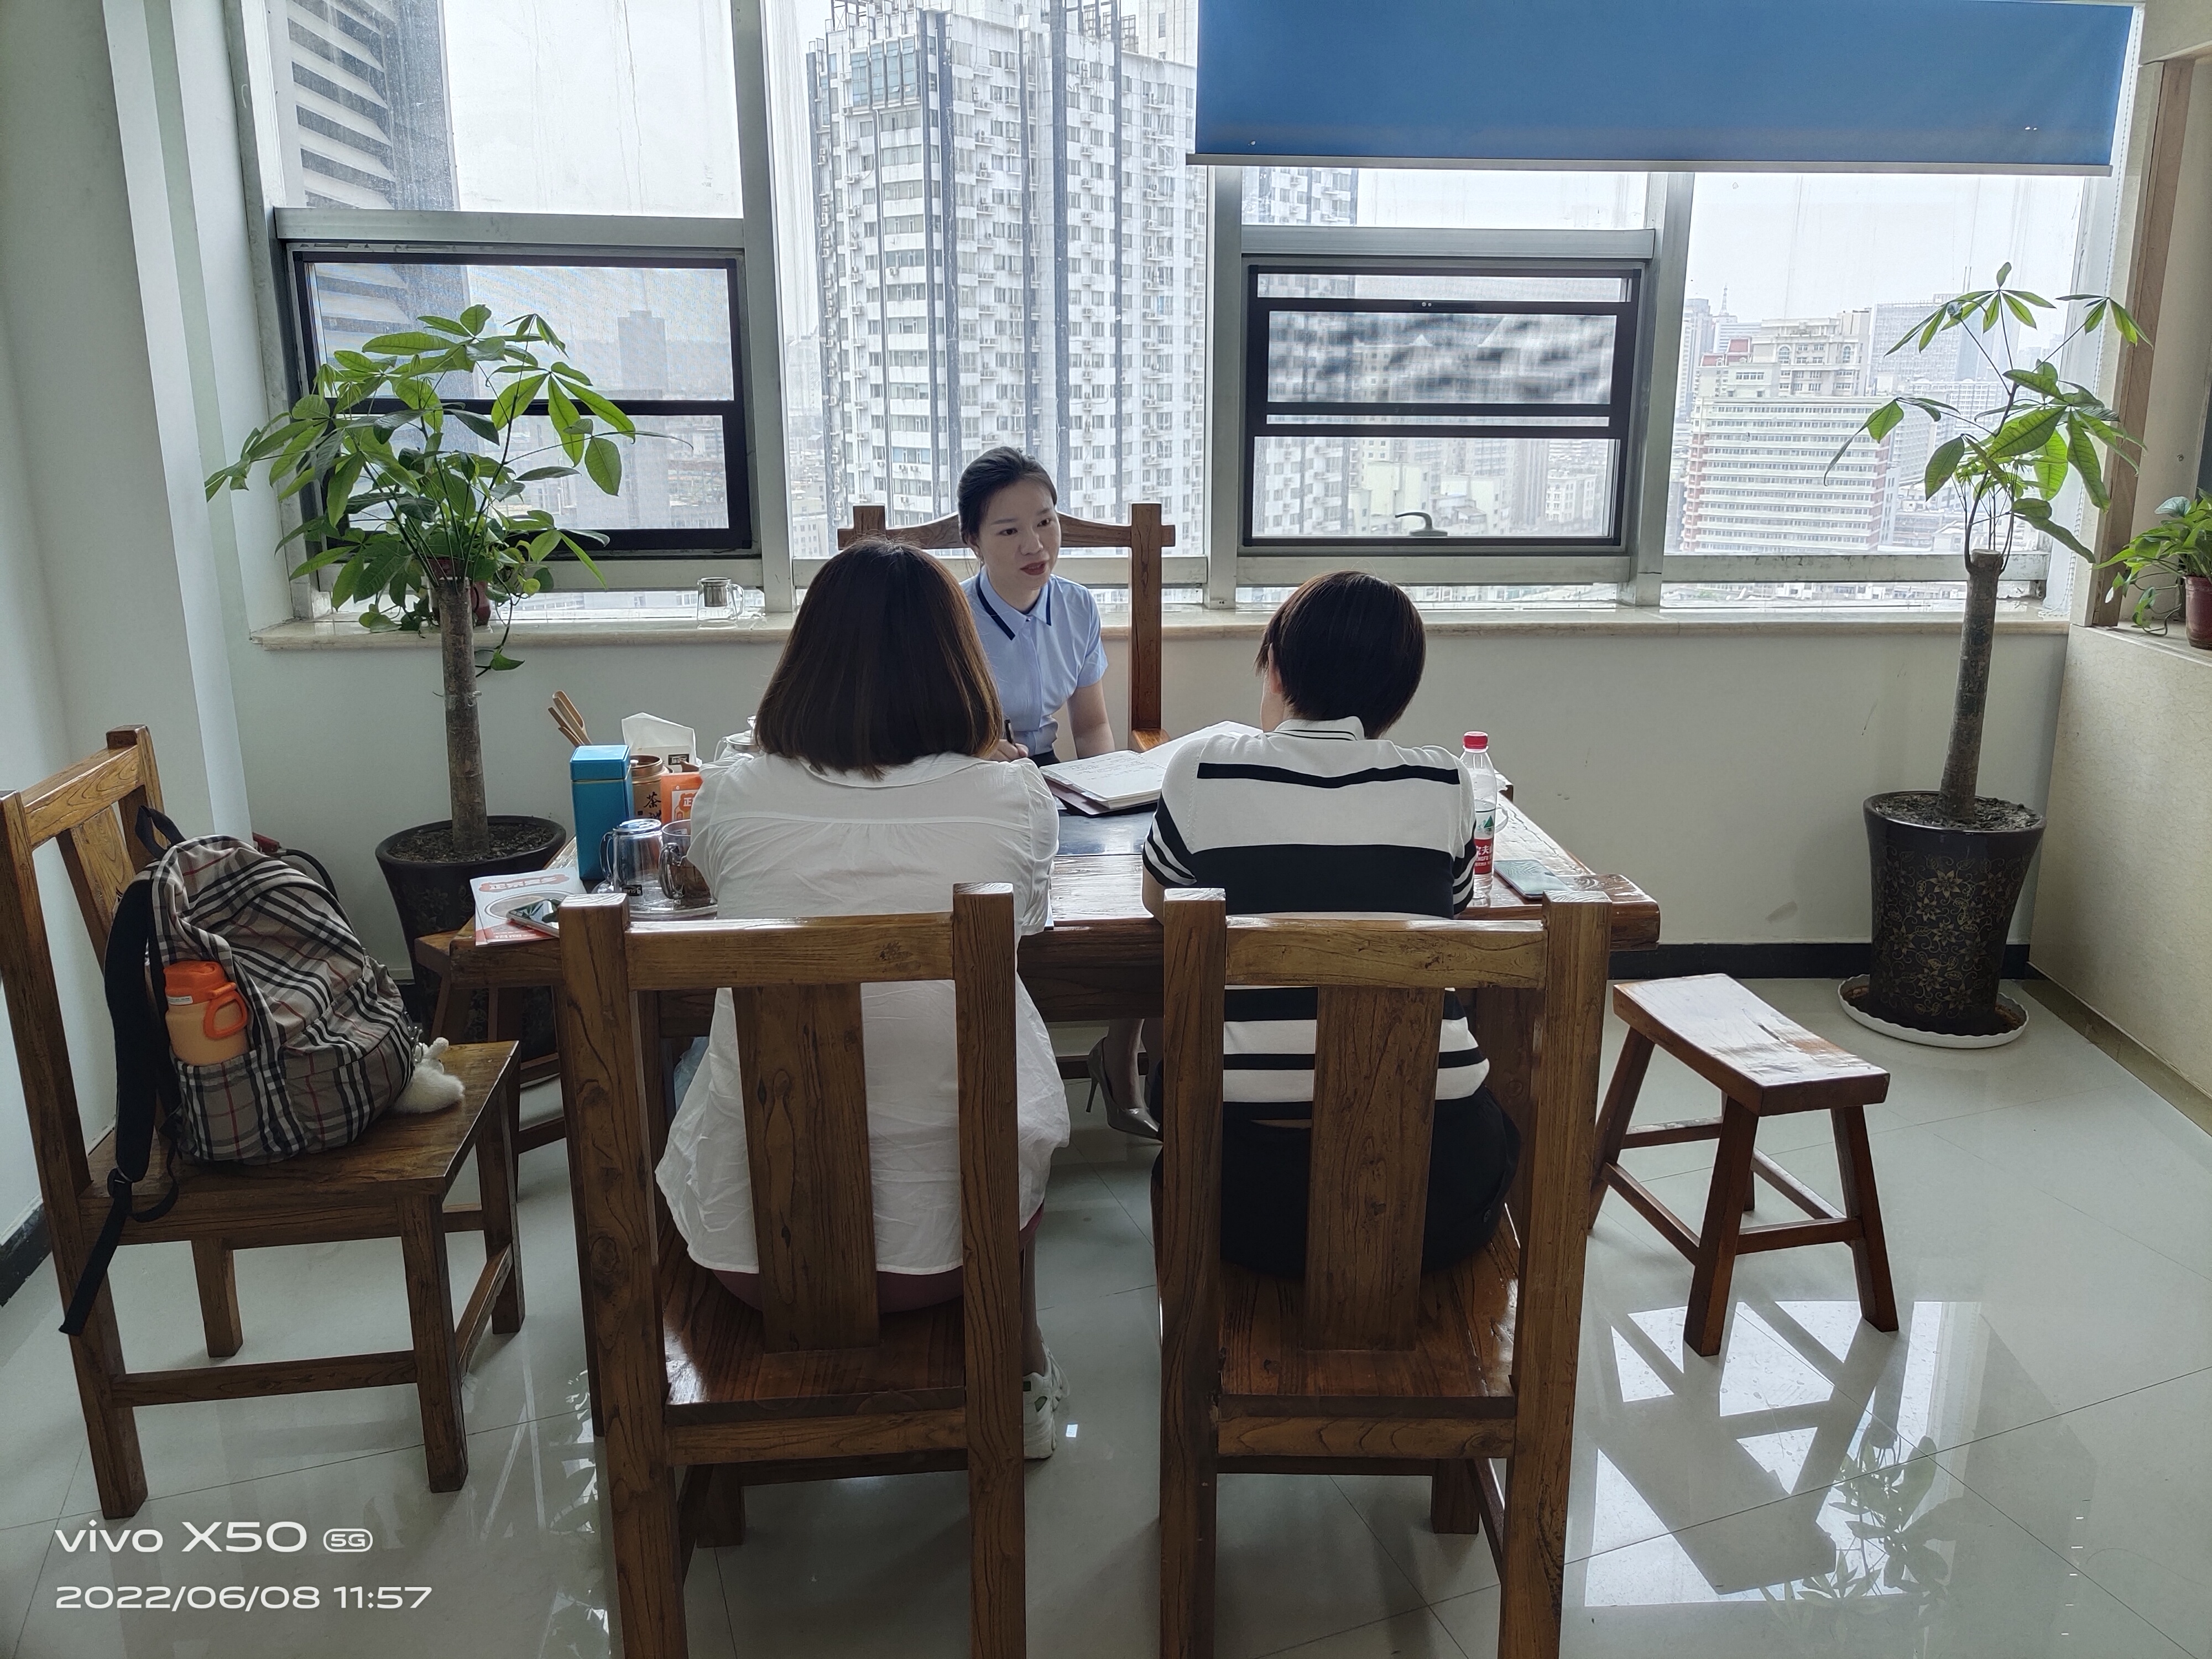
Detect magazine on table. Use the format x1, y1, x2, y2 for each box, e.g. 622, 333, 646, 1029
469, 868, 585, 945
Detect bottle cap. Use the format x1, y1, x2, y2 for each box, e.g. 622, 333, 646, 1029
1462, 732, 1488, 750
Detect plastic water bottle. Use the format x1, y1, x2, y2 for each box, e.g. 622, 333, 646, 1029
1460, 733, 1497, 904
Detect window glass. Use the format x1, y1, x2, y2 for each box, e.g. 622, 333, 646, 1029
294, 254, 747, 547
1248, 266, 1636, 541
262, 0, 740, 215
765, 0, 1209, 555
1241, 168, 1647, 230
1666, 174, 2090, 559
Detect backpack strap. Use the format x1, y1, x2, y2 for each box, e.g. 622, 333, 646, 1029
134, 805, 186, 858
59, 875, 181, 1337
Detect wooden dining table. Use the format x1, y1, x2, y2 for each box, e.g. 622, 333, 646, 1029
416, 795, 1657, 1431
419, 794, 1656, 1130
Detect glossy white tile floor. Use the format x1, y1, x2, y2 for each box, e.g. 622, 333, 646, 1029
3, 979, 2209, 1657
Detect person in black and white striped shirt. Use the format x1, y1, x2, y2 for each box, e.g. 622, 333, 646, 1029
1140, 571, 1519, 1279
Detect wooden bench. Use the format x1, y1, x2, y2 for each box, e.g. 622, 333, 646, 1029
1589, 974, 1896, 1359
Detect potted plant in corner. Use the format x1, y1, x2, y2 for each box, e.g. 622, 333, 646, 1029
2101, 490, 2212, 648
208, 305, 633, 952
1830, 268, 2140, 1045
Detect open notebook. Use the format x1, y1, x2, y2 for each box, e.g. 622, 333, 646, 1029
1043, 721, 1259, 813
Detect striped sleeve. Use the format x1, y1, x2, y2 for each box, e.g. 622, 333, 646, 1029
1142, 799, 1198, 888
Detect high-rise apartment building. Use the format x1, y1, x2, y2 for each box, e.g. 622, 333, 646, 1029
262, 0, 456, 212
1677, 311, 1886, 556
805, 0, 1208, 532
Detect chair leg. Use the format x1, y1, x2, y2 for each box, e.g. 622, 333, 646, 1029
478, 1070, 525, 1335
398, 1194, 468, 1491
1431, 1461, 1481, 1534
1832, 1105, 1899, 1334
1684, 1097, 1758, 1359
190, 1238, 243, 1359
1159, 1425, 1217, 1659
1588, 1029, 1653, 1232
680, 1464, 747, 1549
64, 1287, 148, 1519
1498, 1398, 1573, 1659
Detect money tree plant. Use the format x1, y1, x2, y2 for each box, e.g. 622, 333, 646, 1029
207, 307, 633, 859
1831, 268, 2140, 822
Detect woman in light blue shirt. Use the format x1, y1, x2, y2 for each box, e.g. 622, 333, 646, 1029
957, 447, 1155, 1137
957, 448, 1115, 764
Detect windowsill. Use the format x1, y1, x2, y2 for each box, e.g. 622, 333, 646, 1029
2077, 622, 2212, 668
252, 601, 2067, 651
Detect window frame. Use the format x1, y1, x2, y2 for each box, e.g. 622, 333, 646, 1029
273, 209, 784, 596
1239, 256, 1645, 552
1206, 175, 1672, 598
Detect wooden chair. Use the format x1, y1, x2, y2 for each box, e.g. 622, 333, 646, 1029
0, 727, 524, 1517
1589, 974, 1896, 1359
840, 500, 1173, 751
554, 886, 1028, 1659
1155, 887, 1614, 1659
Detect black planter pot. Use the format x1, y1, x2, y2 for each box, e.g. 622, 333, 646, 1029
373, 815, 567, 943
1860, 792, 2044, 1039
375, 816, 566, 1051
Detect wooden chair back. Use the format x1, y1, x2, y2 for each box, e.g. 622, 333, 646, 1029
839, 501, 1172, 748
555, 885, 1027, 1658
1159, 893, 1608, 1361
1155, 888, 1613, 1659
0, 727, 166, 1230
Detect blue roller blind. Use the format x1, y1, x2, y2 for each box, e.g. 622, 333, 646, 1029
1194, 0, 2133, 173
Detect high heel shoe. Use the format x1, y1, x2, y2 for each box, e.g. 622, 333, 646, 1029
1084, 1037, 1160, 1140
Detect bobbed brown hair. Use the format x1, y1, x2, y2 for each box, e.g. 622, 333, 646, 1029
957, 445, 1057, 542
753, 538, 1004, 776
1255, 571, 1427, 738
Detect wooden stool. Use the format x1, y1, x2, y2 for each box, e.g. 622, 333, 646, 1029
1590, 975, 1897, 1358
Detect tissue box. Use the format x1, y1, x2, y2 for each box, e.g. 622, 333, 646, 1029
571, 744, 630, 885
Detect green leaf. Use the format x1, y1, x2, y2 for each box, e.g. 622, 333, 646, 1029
419, 315, 469, 336
1865, 401, 1905, 444
2068, 423, 2108, 508
1990, 406, 2065, 459
547, 379, 583, 450
1923, 435, 1966, 498
2004, 294, 2036, 327
2110, 300, 2146, 344
1995, 260, 2013, 286
361, 331, 442, 354
488, 371, 547, 429
485, 648, 522, 671
569, 383, 637, 437
450, 408, 500, 443
585, 436, 623, 496
459, 304, 493, 332
516, 466, 575, 482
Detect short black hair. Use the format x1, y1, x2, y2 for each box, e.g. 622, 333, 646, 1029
1255, 572, 1426, 738
755, 539, 1003, 776
957, 446, 1057, 542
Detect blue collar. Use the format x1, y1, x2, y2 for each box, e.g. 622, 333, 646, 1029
973, 574, 1051, 640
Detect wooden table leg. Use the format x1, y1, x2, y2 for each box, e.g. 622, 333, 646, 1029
399, 1193, 468, 1491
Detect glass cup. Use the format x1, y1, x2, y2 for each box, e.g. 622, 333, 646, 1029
697, 576, 737, 628
658, 818, 712, 909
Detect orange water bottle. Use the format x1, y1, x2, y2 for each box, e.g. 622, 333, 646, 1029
165, 961, 249, 1065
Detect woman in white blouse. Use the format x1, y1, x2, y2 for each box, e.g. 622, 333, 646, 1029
656, 538, 1072, 1457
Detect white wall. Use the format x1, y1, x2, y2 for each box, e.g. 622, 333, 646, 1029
238, 617, 2069, 969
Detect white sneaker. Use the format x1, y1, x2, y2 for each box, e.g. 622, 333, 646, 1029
1022, 1353, 1066, 1460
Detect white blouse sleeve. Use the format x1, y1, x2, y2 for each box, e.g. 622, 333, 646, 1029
1014, 762, 1060, 936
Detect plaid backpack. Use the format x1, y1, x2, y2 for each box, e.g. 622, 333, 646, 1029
60, 811, 414, 1334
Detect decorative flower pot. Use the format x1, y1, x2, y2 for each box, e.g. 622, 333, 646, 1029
2185, 574, 2212, 649
1849, 792, 2044, 1044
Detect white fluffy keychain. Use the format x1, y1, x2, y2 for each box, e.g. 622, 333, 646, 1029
390, 1037, 467, 1114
